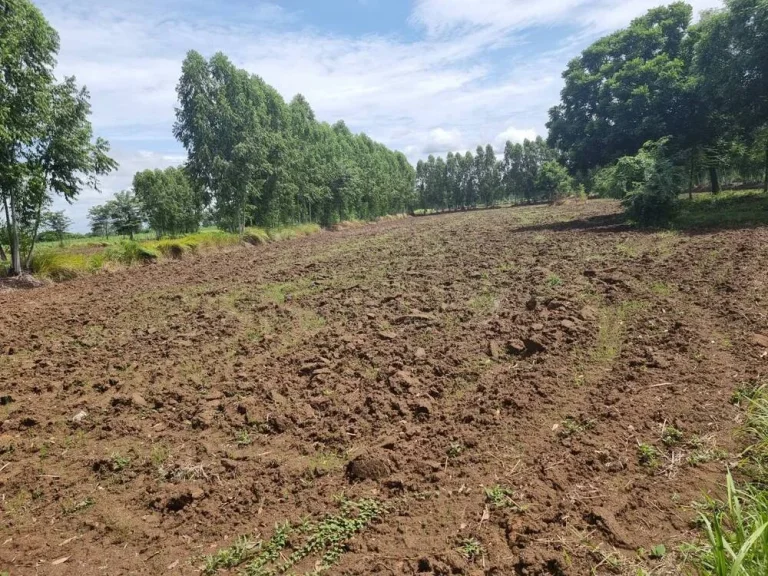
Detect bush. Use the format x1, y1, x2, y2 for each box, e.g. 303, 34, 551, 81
598, 138, 684, 225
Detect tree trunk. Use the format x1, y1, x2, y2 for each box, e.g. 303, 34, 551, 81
688, 155, 695, 200
0, 243, 6, 262
763, 140, 768, 194
23, 197, 46, 270
6, 190, 21, 275
709, 166, 721, 195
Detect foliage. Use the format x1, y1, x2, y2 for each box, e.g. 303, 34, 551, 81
42, 210, 71, 246
133, 166, 201, 237
0, 0, 116, 274
415, 137, 568, 209
107, 191, 143, 239
174, 51, 415, 232
547, 3, 697, 171
611, 139, 685, 225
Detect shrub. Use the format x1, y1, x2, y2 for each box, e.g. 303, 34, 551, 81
598, 138, 685, 225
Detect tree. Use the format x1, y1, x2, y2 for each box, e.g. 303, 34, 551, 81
536, 161, 573, 201
88, 204, 112, 238
694, 0, 768, 192
133, 167, 201, 237
547, 3, 696, 172
0, 0, 116, 274
42, 209, 71, 246
109, 191, 143, 240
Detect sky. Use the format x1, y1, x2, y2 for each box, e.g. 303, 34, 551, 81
35, 0, 723, 232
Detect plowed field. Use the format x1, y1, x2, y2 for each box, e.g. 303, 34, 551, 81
2, 200, 767, 575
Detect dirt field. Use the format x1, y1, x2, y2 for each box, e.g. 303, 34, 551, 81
2, 200, 767, 575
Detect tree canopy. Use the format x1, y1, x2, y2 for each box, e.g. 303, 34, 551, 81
0, 0, 116, 273
174, 51, 415, 231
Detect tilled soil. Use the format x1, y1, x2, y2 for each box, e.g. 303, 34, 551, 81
2, 200, 768, 575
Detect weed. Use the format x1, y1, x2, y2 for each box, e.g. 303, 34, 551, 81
637, 443, 660, 468
235, 429, 253, 446
650, 281, 672, 296
468, 292, 497, 315
692, 473, 768, 575
558, 416, 595, 438
202, 499, 385, 575
202, 535, 260, 575
457, 537, 484, 561
662, 426, 684, 446
546, 274, 563, 287
447, 442, 465, 459
110, 452, 131, 471
485, 485, 526, 511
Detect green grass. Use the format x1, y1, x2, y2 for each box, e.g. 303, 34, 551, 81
28, 224, 324, 281
675, 189, 768, 230
687, 386, 768, 575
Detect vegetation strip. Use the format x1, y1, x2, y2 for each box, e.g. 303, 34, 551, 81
686, 385, 768, 574
201, 498, 386, 576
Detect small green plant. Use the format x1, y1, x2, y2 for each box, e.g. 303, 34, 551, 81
447, 442, 464, 458
485, 485, 525, 511
202, 499, 385, 575
637, 443, 660, 468
546, 274, 563, 287
649, 544, 667, 559
235, 429, 253, 446
457, 537, 484, 561
110, 452, 131, 471
662, 426, 684, 446
202, 535, 259, 575
558, 416, 595, 438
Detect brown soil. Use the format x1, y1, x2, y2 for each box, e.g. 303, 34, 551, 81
1, 200, 767, 575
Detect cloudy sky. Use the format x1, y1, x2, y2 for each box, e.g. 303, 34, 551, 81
35, 0, 722, 231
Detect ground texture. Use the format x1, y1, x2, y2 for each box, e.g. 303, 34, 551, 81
2, 200, 768, 575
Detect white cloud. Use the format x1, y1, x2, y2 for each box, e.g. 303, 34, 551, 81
495, 126, 539, 148
32, 0, 723, 231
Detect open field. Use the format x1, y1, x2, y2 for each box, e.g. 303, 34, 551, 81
1, 199, 768, 575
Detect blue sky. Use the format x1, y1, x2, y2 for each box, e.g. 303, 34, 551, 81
35, 0, 722, 231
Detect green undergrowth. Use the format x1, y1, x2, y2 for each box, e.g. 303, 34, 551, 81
686, 385, 768, 575
201, 498, 386, 576
29, 224, 322, 281
674, 189, 768, 230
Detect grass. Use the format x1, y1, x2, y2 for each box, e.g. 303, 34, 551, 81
457, 537, 484, 562
592, 301, 644, 365
686, 386, 768, 575
28, 224, 324, 281
674, 189, 768, 230
485, 485, 526, 511
201, 498, 386, 575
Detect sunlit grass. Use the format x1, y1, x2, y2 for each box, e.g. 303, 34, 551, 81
29, 224, 324, 281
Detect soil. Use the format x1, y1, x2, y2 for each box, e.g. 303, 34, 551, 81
1, 200, 767, 575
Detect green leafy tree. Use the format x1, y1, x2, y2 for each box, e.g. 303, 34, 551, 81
88, 204, 112, 238
547, 3, 696, 172
108, 191, 143, 240
133, 166, 201, 237
536, 161, 573, 201
42, 209, 71, 246
0, 0, 116, 274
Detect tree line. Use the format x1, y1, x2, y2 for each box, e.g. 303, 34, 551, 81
546, 0, 768, 222
415, 138, 574, 211
174, 51, 415, 232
